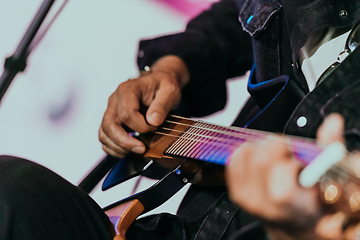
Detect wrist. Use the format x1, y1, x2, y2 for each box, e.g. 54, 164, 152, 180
149, 55, 190, 88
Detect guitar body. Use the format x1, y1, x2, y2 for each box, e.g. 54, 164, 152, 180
103, 116, 226, 190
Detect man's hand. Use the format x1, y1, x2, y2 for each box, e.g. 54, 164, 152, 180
98, 55, 189, 158
225, 114, 346, 239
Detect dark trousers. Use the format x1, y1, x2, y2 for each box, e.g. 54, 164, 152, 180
0, 155, 113, 240
126, 183, 266, 240
0, 155, 266, 240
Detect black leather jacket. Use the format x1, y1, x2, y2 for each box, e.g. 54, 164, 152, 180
137, 0, 360, 149
132, 1, 360, 239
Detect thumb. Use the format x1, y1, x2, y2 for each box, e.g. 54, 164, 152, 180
316, 113, 345, 146
146, 86, 181, 127
147, 110, 166, 127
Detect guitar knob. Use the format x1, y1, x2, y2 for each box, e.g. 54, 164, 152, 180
319, 176, 342, 205
319, 169, 360, 221
324, 183, 340, 203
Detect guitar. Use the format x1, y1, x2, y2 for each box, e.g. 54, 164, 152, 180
104, 115, 360, 239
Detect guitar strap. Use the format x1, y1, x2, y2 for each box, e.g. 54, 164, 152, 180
246, 74, 305, 133
233, 10, 308, 133
193, 192, 239, 240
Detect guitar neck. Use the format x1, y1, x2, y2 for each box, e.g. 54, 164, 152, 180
160, 115, 323, 166
151, 116, 360, 220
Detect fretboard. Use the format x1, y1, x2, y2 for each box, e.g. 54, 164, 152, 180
164, 120, 323, 166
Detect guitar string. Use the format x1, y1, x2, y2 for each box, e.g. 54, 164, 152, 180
155, 130, 243, 162
167, 115, 319, 147
164, 120, 267, 143
163, 115, 321, 151
155, 127, 318, 162
159, 115, 358, 181
158, 127, 245, 146
161, 122, 314, 149
161, 120, 258, 157
159, 122, 240, 160
156, 123, 316, 166
154, 129, 360, 184
169, 114, 315, 142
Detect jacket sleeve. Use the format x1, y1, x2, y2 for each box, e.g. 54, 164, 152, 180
137, 0, 253, 117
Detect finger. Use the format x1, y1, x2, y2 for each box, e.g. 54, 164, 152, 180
317, 113, 345, 145
343, 222, 360, 240
113, 83, 155, 134
226, 142, 262, 211
102, 145, 128, 159
315, 212, 347, 239
252, 136, 309, 218
117, 107, 155, 134
299, 114, 346, 188
99, 126, 130, 158
253, 135, 293, 165
226, 142, 256, 186
146, 79, 181, 126
100, 111, 146, 154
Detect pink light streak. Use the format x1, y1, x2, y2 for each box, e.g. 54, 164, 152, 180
150, 0, 216, 18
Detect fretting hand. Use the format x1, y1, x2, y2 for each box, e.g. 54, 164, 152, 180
226, 114, 349, 239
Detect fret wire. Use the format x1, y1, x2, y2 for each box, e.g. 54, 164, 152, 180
155, 130, 238, 154
158, 127, 240, 147
163, 115, 323, 165
199, 124, 224, 163
161, 125, 255, 143
157, 126, 319, 159
188, 122, 212, 157
166, 130, 187, 155
166, 122, 196, 155
180, 122, 204, 156
164, 119, 265, 144
172, 122, 203, 156
189, 122, 213, 159
165, 119, 263, 140
182, 122, 206, 158
164, 115, 358, 180
169, 115, 282, 138
166, 115, 318, 149
194, 122, 219, 160
168, 115, 269, 138
162, 121, 320, 153
200, 123, 229, 161
204, 125, 238, 163
211, 125, 241, 164
159, 126, 261, 147
155, 130, 358, 182
167, 122, 200, 156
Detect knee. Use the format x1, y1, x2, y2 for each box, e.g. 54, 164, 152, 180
0, 155, 62, 196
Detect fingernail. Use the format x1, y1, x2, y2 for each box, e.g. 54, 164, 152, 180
132, 146, 145, 154
148, 112, 162, 126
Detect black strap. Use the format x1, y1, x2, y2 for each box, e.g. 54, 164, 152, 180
194, 192, 239, 240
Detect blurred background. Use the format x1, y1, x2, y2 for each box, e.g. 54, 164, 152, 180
0, 0, 249, 215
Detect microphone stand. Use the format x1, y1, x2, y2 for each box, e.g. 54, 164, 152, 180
0, 1, 125, 194
0, 0, 55, 102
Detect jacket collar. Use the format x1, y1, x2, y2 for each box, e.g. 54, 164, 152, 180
283, 0, 360, 62
237, 0, 282, 37
238, 0, 360, 59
